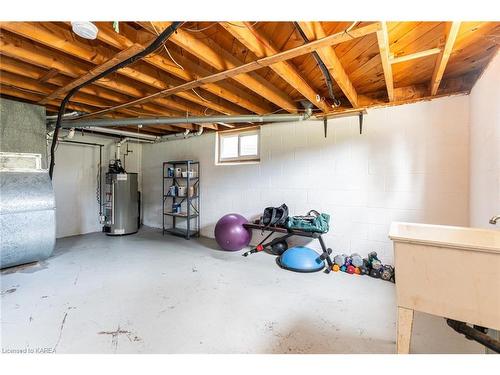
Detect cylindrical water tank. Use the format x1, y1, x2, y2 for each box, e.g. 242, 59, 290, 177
0, 171, 56, 269
104, 172, 139, 235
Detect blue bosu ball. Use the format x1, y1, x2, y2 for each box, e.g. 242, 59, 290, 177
277, 246, 325, 273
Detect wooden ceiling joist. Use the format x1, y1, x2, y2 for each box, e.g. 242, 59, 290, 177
77, 22, 381, 118
0, 22, 238, 116
220, 21, 331, 112
376, 22, 394, 102
430, 22, 461, 96
0, 57, 214, 131
38, 43, 145, 105
0, 31, 218, 129
0, 31, 188, 114
390, 48, 441, 65
94, 22, 274, 115
0, 70, 180, 124
1, 21, 498, 136
140, 22, 299, 113
297, 21, 359, 108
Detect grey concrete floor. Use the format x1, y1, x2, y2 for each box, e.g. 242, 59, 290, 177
1, 227, 483, 354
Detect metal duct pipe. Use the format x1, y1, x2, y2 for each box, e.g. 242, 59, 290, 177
157, 126, 205, 143
61, 112, 313, 129
195, 125, 204, 136
115, 138, 129, 160
47, 127, 75, 141
46, 111, 81, 121
81, 126, 159, 141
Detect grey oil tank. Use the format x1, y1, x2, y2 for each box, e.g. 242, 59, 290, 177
103, 172, 139, 235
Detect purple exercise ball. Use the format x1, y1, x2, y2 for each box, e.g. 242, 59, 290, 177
214, 213, 252, 251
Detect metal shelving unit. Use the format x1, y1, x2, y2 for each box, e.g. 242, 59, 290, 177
162, 160, 200, 239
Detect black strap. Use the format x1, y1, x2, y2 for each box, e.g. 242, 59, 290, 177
264, 208, 278, 230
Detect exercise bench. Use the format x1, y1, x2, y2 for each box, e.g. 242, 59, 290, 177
242, 222, 334, 273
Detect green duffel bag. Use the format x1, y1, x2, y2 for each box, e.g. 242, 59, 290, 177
286, 210, 330, 233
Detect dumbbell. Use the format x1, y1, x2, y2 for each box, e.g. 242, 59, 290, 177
346, 265, 355, 274
381, 265, 394, 281
350, 253, 363, 267
354, 267, 361, 275
340, 265, 347, 272
344, 256, 352, 267
369, 268, 382, 278
371, 259, 383, 270
332, 264, 340, 272
333, 254, 346, 266
390, 269, 396, 283
368, 251, 379, 262
359, 265, 370, 275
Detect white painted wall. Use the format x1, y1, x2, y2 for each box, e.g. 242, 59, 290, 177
469, 52, 500, 229
142, 94, 470, 263
52, 132, 142, 238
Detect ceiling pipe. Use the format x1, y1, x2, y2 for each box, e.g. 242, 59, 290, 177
60, 111, 313, 129
46, 111, 81, 121
157, 125, 205, 143
46, 127, 76, 141
115, 137, 128, 160
81, 126, 159, 141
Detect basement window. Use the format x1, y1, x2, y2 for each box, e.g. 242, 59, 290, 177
216, 127, 260, 164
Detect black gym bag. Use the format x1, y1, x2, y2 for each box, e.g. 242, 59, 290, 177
261, 204, 289, 228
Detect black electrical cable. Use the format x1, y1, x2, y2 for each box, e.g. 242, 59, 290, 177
48, 22, 183, 179
293, 22, 341, 108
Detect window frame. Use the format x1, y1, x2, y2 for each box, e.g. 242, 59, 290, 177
216, 127, 261, 164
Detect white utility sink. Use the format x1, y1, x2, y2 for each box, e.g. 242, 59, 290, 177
389, 222, 500, 253
389, 222, 500, 353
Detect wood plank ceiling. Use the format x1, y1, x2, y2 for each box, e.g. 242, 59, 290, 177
1, 21, 499, 135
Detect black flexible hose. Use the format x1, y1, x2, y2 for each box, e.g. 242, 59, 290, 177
48, 22, 183, 179
446, 319, 500, 353
293, 22, 341, 108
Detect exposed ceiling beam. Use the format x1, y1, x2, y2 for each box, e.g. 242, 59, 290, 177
78, 22, 381, 119
94, 22, 274, 115
355, 73, 475, 111
39, 68, 59, 83
140, 22, 299, 113
297, 21, 359, 108
430, 22, 461, 96
0, 31, 218, 129
376, 21, 394, 102
39, 43, 144, 105
220, 21, 331, 112
390, 48, 441, 65
0, 33, 195, 115
0, 69, 199, 131
0, 53, 202, 121
0, 22, 238, 116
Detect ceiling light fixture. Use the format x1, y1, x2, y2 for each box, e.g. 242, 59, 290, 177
71, 21, 99, 40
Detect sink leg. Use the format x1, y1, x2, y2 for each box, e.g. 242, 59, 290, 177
397, 306, 414, 354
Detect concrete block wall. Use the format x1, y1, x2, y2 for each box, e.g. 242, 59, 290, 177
52, 133, 142, 238
469, 52, 500, 229
142, 94, 470, 263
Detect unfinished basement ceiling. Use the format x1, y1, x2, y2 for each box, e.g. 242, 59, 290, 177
0, 21, 499, 135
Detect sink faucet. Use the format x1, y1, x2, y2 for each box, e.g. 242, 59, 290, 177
490, 215, 500, 225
